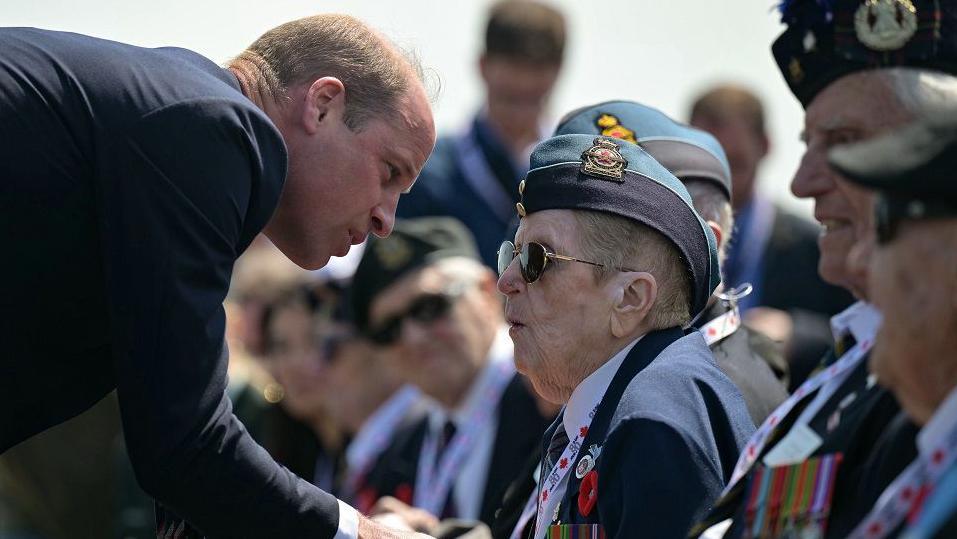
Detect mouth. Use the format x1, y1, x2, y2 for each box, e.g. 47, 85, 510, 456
816, 216, 853, 234
350, 229, 367, 245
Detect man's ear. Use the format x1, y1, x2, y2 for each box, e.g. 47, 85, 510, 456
609, 272, 657, 338
706, 220, 723, 250
301, 77, 346, 135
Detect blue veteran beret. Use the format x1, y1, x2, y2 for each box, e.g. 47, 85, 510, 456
554, 100, 732, 199
773, 0, 957, 107
516, 134, 720, 318
828, 113, 957, 204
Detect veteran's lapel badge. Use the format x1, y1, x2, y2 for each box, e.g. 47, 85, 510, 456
375, 236, 413, 270
581, 138, 627, 181
595, 114, 637, 144
854, 0, 917, 51
575, 444, 602, 479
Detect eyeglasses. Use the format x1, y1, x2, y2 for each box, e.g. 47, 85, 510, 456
875, 195, 957, 245
497, 240, 637, 284
368, 286, 467, 345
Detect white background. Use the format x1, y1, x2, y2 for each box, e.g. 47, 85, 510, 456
1, 0, 813, 215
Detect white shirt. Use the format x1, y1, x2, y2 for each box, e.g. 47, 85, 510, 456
917, 385, 957, 460
425, 327, 515, 520
535, 336, 643, 539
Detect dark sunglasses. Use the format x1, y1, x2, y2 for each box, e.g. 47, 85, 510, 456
876, 195, 957, 245
497, 240, 637, 284
368, 287, 466, 345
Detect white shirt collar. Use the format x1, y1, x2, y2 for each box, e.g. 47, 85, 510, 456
917, 385, 957, 458
830, 301, 883, 345
430, 327, 514, 429
562, 335, 644, 437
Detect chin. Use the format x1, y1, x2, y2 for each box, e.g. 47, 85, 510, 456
279, 246, 331, 271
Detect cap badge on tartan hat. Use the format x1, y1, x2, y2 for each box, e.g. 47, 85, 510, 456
580, 137, 628, 181
595, 113, 637, 144
854, 0, 918, 51
374, 235, 413, 271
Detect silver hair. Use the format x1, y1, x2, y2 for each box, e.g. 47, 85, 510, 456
683, 179, 733, 266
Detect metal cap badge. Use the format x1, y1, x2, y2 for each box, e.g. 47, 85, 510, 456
580, 137, 628, 181
854, 0, 917, 51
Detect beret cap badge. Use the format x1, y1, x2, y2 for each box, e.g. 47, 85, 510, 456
595, 113, 637, 144
854, 0, 918, 51
580, 137, 628, 181
374, 235, 413, 271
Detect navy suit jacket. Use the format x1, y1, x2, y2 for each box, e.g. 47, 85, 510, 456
547, 328, 754, 539
0, 28, 342, 537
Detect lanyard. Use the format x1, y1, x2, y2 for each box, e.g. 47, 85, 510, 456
700, 305, 741, 346
849, 414, 957, 538
413, 359, 514, 515
533, 403, 600, 539
511, 485, 540, 539
723, 338, 873, 495
343, 386, 421, 497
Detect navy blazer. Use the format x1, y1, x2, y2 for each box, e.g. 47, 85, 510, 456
544, 328, 754, 539
0, 28, 342, 537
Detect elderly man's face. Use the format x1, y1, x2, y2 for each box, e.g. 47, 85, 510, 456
368, 265, 498, 407
267, 83, 436, 270
791, 72, 913, 296
497, 210, 621, 404
869, 217, 957, 424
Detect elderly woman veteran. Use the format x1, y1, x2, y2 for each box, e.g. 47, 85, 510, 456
496, 134, 754, 539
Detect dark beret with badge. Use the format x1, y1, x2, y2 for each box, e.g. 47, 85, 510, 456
773, 0, 957, 107
828, 113, 957, 242
349, 217, 480, 333
554, 100, 733, 199
516, 134, 720, 318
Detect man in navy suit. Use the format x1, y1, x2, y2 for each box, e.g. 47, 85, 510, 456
0, 15, 435, 539
496, 134, 754, 538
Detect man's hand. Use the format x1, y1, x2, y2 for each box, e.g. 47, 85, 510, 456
358, 512, 435, 538
368, 496, 440, 533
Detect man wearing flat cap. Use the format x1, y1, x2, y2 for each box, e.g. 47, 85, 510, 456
497, 133, 753, 538
693, 1, 957, 537
554, 100, 789, 426
828, 115, 957, 539
349, 217, 551, 531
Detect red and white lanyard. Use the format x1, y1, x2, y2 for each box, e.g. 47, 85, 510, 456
343, 386, 421, 497
413, 359, 514, 515
700, 306, 741, 346
849, 412, 957, 538
534, 403, 600, 539
723, 336, 873, 494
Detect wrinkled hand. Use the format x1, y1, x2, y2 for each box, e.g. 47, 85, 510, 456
743, 307, 793, 346
369, 496, 440, 533
358, 512, 436, 538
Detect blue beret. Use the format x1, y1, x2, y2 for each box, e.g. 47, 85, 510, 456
554, 100, 732, 199
773, 0, 957, 107
517, 134, 720, 318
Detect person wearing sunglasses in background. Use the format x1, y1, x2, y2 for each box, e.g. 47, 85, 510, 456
496, 133, 754, 538
827, 115, 957, 539
348, 217, 553, 533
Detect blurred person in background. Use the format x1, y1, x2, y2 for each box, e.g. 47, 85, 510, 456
349, 217, 552, 529
690, 84, 854, 389
397, 0, 566, 268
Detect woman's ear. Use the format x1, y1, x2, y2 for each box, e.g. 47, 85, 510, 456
609, 272, 658, 338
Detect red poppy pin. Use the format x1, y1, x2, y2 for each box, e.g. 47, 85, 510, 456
356, 486, 378, 513
395, 483, 414, 505
578, 470, 599, 517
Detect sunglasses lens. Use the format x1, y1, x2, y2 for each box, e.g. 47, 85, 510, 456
876, 197, 893, 245
369, 318, 401, 345
409, 294, 453, 324
497, 240, 516, 276
521, 242, 547, 283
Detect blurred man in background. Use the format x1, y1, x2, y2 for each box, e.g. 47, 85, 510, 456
397, 0, 566, 267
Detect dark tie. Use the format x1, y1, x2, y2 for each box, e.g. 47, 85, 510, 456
544, 425, 570, 473
437, 419, 459, 519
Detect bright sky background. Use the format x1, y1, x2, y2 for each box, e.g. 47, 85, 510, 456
2, 0, 813, 216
